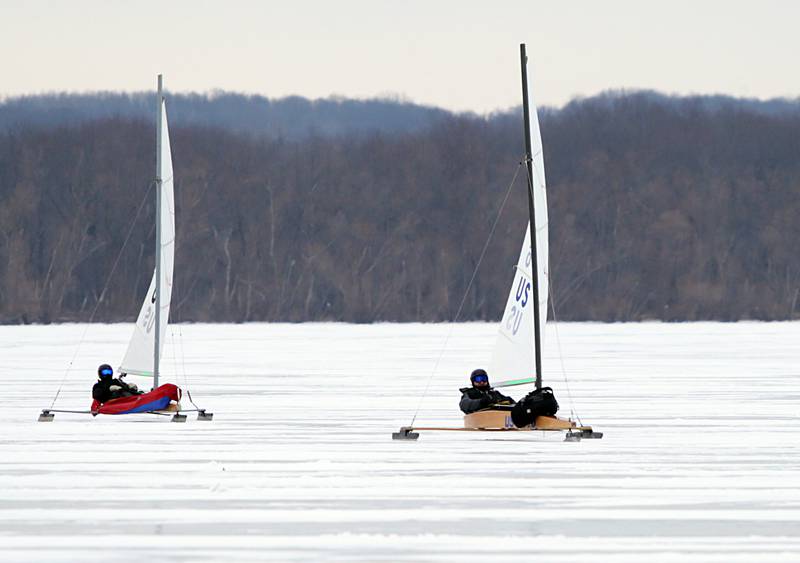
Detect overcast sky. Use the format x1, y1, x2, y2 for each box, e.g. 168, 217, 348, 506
2, 0, 798, 113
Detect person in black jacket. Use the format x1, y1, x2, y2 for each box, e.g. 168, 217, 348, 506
459, 369, 515, 414
92, 364, 143, 404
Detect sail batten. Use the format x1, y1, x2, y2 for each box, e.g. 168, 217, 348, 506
122, 369, 155, 377
514, 265, 533, 282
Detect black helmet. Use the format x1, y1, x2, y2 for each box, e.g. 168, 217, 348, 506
98, 364, 114, 379
470, 368, 489, 385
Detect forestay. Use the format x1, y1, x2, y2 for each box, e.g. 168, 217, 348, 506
120, 100, 175, 376
488, 76, 548, 383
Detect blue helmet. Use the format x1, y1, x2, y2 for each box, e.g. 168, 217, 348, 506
97, 364, 113, 379
470, 368, 489, 385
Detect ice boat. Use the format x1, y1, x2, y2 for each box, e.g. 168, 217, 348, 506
39, 77, 212, 423
394, 45, 600, 442
91, 384, 182, 415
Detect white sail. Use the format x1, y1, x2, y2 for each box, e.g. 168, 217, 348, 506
488, 73, 548, 383
120, 100, 175, 376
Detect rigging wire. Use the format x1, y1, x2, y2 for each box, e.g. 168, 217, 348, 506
167, 327, 182, 392
522, 157, 584, 426
173, 326, 186, 389
549, 282, 583, 426
408, 161, 524, 426
168, 201, 200, 411
48, 181, 156, 409
176, 324, 200, 410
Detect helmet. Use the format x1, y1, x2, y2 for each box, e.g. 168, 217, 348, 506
470, 368, 489, 385
98, 364, 114, 379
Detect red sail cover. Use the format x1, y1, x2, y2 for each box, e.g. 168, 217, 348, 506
91, 384, 182, 415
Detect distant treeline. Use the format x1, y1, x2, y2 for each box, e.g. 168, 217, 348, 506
2, 89, 799, 140
0, 91, 451, 140
0, 91, 799, 323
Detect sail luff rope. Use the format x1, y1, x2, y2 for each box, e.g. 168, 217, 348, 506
49, 181, 156, 409
408, 161, 523, 426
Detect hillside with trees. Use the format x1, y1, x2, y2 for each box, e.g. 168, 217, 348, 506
0, 92, 451, 139
0, 91, 798, 323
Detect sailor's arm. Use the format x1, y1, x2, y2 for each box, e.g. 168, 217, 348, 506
117, 376, 143, 395
492, 390, 515, 405
91, 383, 107, 402
459, 391, 492, 414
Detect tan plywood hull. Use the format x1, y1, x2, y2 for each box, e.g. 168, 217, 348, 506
463, 409, 578, 430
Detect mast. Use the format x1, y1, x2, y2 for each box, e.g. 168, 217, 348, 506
154, 74, 163, 389
519, 44, 543, 390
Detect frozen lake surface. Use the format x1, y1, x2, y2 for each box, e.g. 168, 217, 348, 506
1, 322, 798, 562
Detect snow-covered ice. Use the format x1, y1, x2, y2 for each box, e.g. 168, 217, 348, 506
1, 322, 798, 562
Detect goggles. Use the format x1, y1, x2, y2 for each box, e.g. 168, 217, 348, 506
100, 368, 113, 377
472, 374, 489, 383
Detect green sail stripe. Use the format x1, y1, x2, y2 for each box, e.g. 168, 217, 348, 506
494, 377, 536, 388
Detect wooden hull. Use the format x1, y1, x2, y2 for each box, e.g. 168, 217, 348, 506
463, 409, 577, 431
393, 410, 601, 440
